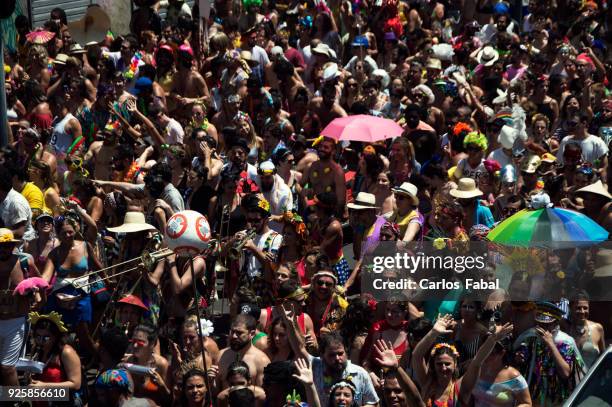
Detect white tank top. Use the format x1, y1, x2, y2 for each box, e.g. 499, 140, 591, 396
50, 113, 75, 154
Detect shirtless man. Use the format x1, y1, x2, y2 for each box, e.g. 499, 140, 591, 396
170, 47, 210, 119
85, 127, 119, 180
0, 229, 41, 385
308, 81, 347, 128
213, 314, 271, 390
301, 136, 346, 212
14, 124, 58, 180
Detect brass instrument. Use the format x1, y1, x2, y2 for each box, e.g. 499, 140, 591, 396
229, 229, 257, 260
73, 248, 175, 289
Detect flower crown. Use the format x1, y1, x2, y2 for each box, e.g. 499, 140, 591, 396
283, 211, 307, 239
330, 378, 357, 394
258, 198, 271, 213
431, 343, 459, 358
29, 311, 68, 333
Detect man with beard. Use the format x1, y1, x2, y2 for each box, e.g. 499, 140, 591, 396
240, 25, 271, 85
256, 161, 292, 233
301, 136, 346, 213
215, 314, 270, 389
170, 45, 210, 119
305, 271, 348, 336
233, 195, 282, 305
308, 81, 347, 127
288, 329, 378, 406
85, 125, 120, 181
0, 228, 41, 386
223, 135, 258, 182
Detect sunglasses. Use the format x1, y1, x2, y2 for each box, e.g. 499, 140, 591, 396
317, 280, 334, 287
130, 339, 147, 347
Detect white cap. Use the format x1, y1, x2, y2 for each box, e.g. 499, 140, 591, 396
271, 46, 284, 57
259, 160, 276, 174
323, 63, 341, 82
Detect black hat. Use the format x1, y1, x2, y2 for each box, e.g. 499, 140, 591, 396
535, 301, 563, 323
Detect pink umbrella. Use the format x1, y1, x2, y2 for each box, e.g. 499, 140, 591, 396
13, 277, 49, 296
321, 115, 404, 142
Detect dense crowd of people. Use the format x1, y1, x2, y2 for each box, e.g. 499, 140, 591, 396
0, 0, 611, 405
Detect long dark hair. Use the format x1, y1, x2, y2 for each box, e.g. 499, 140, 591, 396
339, 300, 372, 350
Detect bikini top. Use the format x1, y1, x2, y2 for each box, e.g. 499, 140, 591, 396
54, 242, 88, 278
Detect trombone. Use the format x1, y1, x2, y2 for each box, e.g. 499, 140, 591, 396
228, 229, 257, 260
73, 248, 175, 289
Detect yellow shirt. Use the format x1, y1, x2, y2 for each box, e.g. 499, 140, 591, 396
21, 182, 44, 212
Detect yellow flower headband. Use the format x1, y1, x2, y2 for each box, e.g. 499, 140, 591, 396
257, 198, 271, 213
431, 343, 459, 358
29, 311, 69, 333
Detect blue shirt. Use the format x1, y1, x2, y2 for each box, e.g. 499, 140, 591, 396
308, 355, 379, 406
475, 200, 495, 228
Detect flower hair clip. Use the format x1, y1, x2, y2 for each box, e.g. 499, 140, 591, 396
431, 343, 460, 358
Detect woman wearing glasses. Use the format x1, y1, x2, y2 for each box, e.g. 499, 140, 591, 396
28, 311, 83, 406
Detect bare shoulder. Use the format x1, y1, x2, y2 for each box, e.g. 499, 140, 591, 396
500, 366, 523, 381
590, 321, 604, 334
153, 353, 169, 368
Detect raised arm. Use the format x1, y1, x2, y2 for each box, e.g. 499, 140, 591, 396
279, 303, 310, 360
374, 339, 425, 407
459, 323, 513, 405
125, 99, 166, 147
292, 358, 321, 407
411, 314, 454, 386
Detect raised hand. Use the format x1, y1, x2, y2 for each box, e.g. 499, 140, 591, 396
125, 98, 137, 113
432, 314, 455, 336
292, 358, 314, 385
374, 339, 398, 369
493, 323, 513, 340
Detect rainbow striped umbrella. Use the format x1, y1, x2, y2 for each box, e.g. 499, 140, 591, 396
487, 207, 608, 249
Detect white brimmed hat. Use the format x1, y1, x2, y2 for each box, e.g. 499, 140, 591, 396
576, 180, 612, 200
450, 178, 484, 199
392, 182, 419, 206
372, 69, 390, 89
347, 192, 379, 210
477, 45, 499, 67
323, 62, 341, 82
311, 43, 336, 59
67, 5, 111, 46
413, 84, 435, 105
107, 212, 157, 233
53, 54, 69, 66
